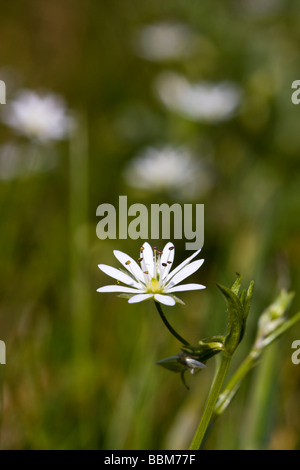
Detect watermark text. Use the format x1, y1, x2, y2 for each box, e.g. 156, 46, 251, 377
96, 196, 204, 250
0, 340, 5, 364
291, 340, 300, 365
0, 80, 6, 104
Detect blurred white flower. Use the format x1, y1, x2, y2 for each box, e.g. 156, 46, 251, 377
0, 143, 58, 180
133, 21, 197, 62
124, 145, 213, 198
154, 72, 241, 123
97, 241, 205, 306
2, 90, 73, 143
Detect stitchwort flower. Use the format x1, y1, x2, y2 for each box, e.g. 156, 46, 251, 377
124, 144, 213, 199
2, 89, 73, 143
154, 72, 241, 123
97, 242, 205, 306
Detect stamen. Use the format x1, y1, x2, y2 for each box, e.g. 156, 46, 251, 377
138, 257, 143, 262
125, 260, 131, 265
160, 245, 175, 287
140, 247, 144, 252
144, 270, 149, 275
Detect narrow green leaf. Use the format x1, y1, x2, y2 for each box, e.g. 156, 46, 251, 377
231, 273, 242, 296
216, 282, 244, 356
244, 280, 255, 320
239, 289, 247, 307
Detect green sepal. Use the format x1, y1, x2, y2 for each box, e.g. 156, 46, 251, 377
156, 352, 206, 389
156, 355, 187, 373
117, 293, 134, 300
156, 353, 206, 389
182, 336, 224, 363
172, 295, 185, 305
156, 338, 224, 388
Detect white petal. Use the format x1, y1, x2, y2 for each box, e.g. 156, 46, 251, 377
160, 242, 175, 280
98, 264, 142, 288
128, 293, 154, 303
165, 283, 206, 293
140, 250, 151, 284
154, 294, 176, 306
166, 259, 204, 287
113, 250, 145, 283
141, 242, 154, 278
166, 249, 202, 283
97, 285, 144, 293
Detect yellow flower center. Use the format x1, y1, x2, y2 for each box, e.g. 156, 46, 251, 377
149, 278, 161, 293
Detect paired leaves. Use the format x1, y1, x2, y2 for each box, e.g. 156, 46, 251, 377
216, 274, 254, 357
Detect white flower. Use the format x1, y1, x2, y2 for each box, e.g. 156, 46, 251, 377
97, 242, 205, 306
133, 21, 197, 62
124, 145, 213, 198
154, 72, 241, 123
2, 89, 73, 143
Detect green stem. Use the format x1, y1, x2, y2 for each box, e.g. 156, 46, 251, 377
154, 301, 190, 346
69, 114, 91, 447
69, 114, 90, 362
214, 350, 258, 417
189, 353, 232, 450
213, 311, 300, 419
241, 344, 277, 449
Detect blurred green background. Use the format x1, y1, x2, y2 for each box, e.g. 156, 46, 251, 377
0, 0, 300, 450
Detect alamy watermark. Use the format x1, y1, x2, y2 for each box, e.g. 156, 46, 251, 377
291, 80, 300, 104
96, 196, 204, 250
0, 79, 6, 364
0, 340, 5, 364
0, 79, 6, 104
291, 340, 300, 365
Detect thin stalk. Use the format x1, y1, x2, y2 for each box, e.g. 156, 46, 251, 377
69, 114, 90, 362
214, 311, 300, 418
214, 350, 258, 417
189, 353, 232, 450
154, 301, 190, 346
241, 344, 277, 449
69, 114, 91, 446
